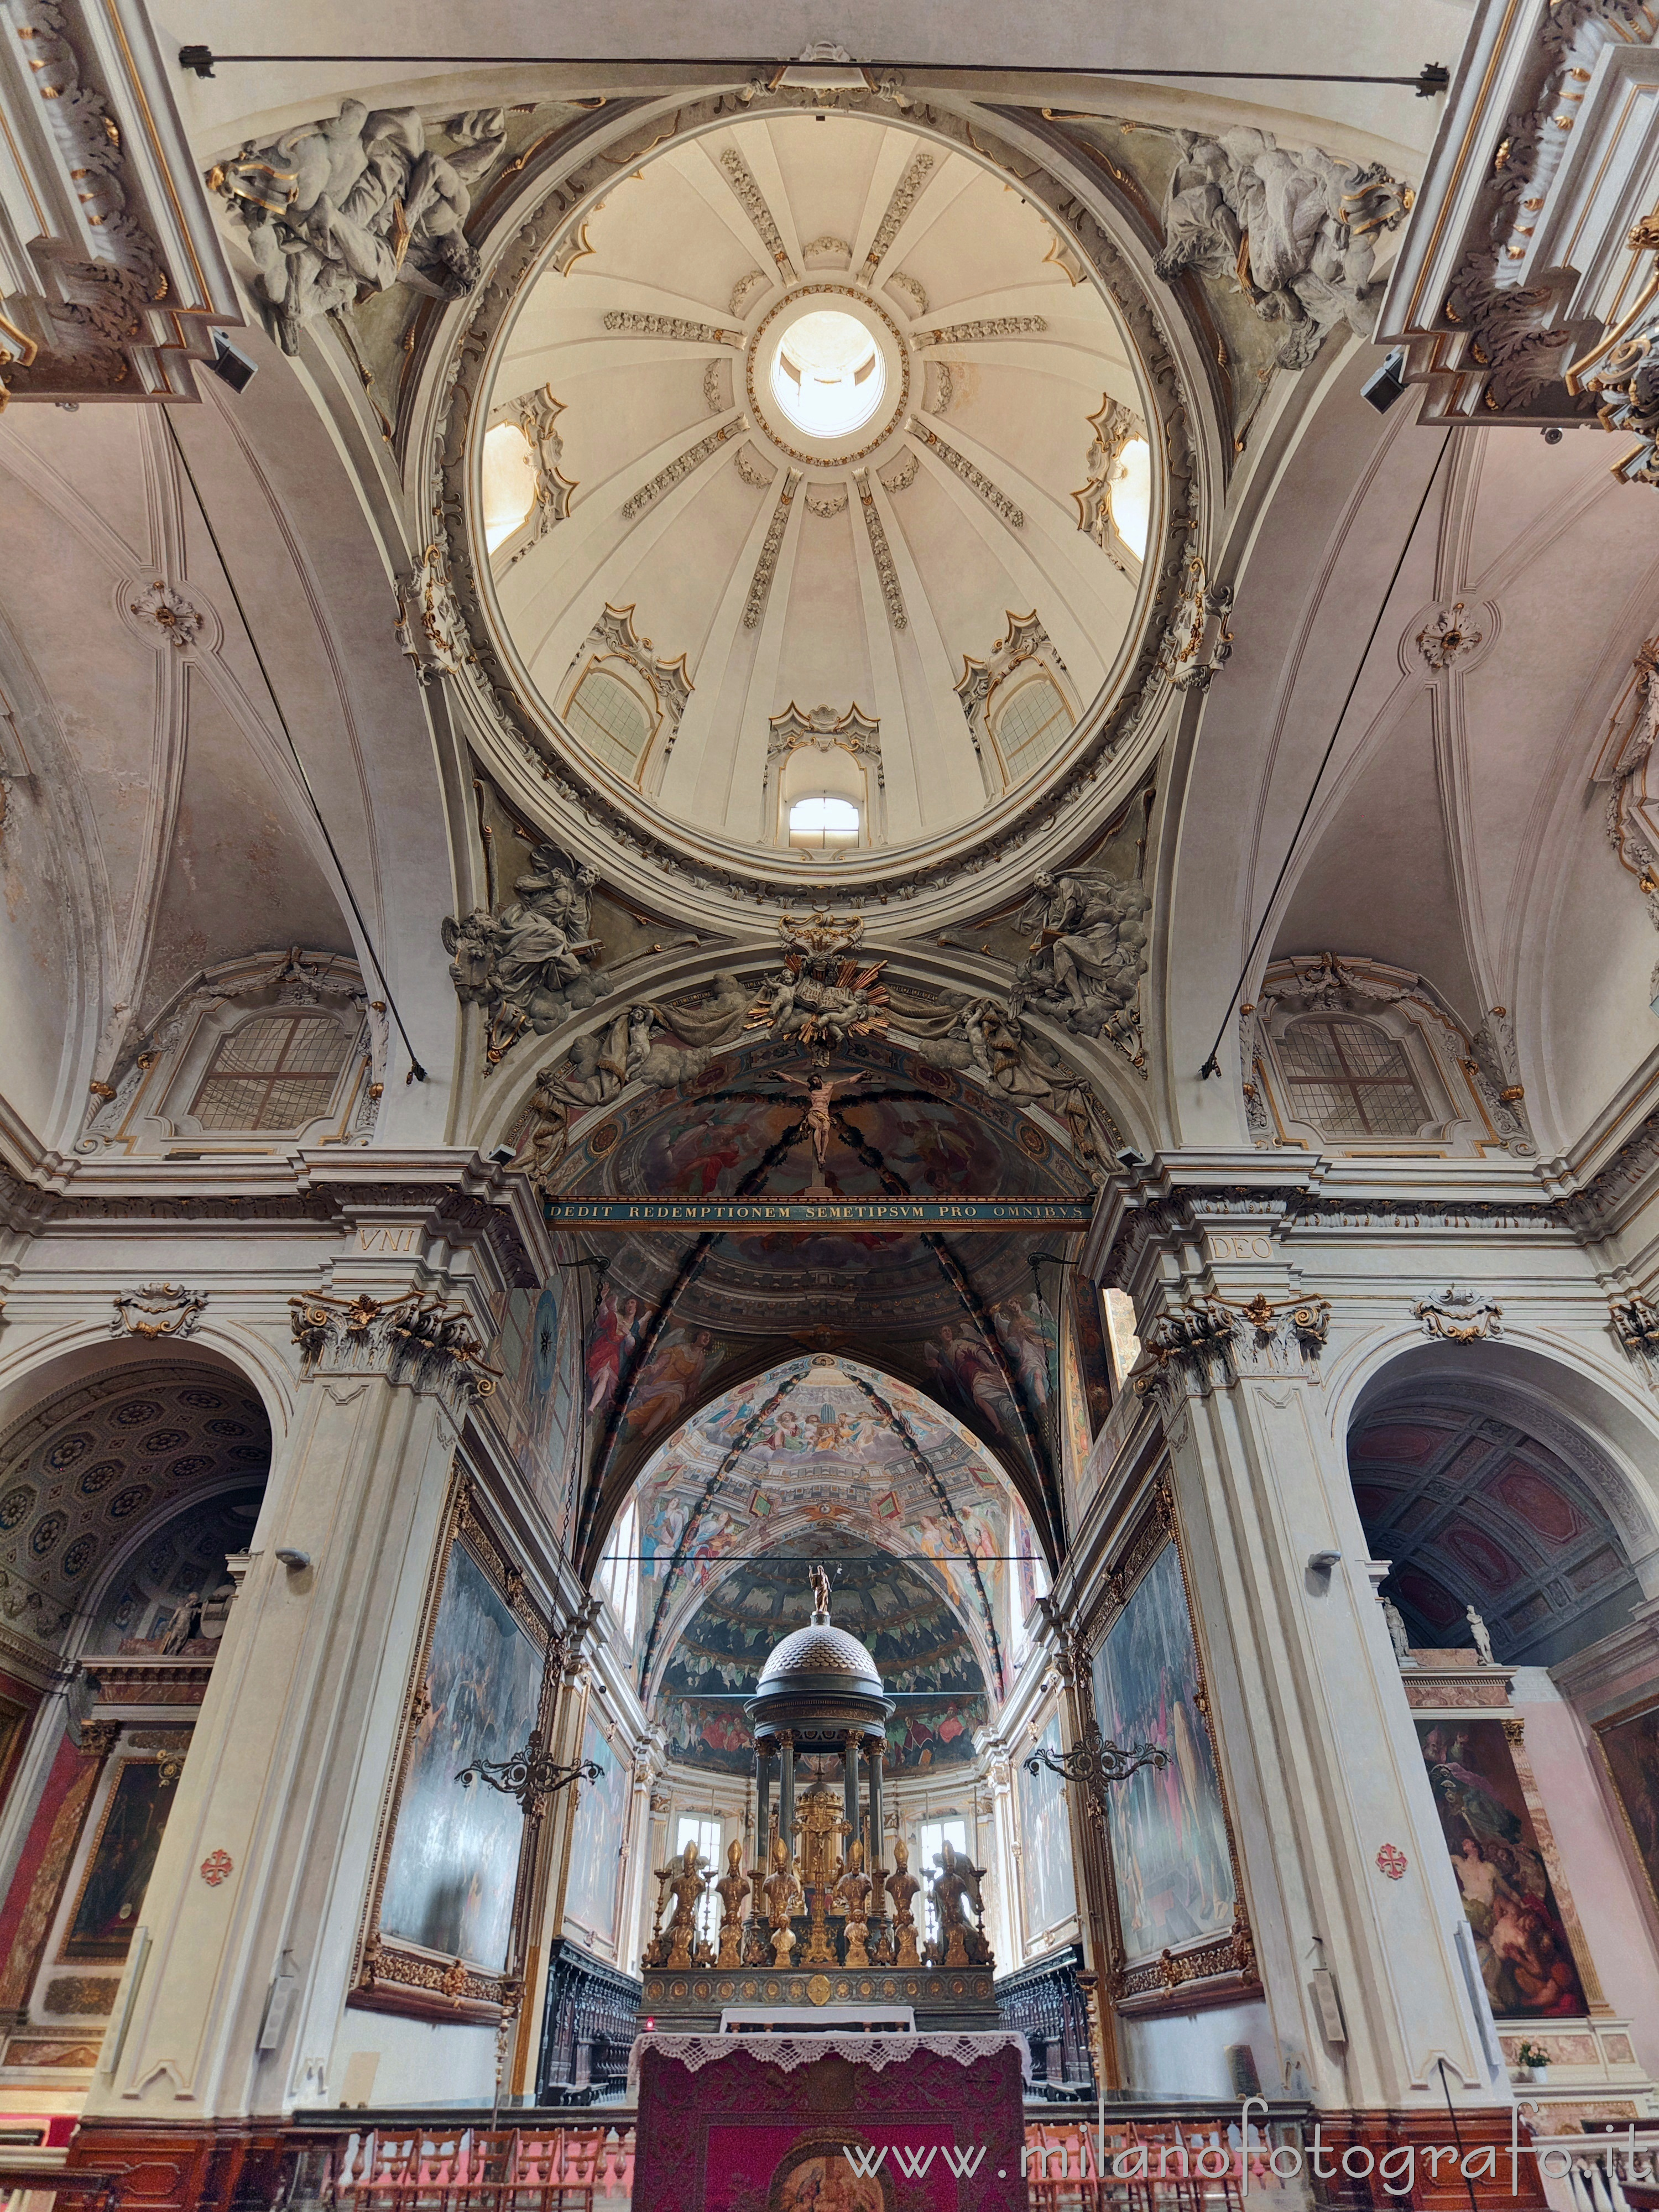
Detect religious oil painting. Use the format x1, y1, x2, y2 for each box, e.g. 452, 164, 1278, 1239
1093, 1536, 1235, 1965
1018, 1717, 1077, 1947
1417, 1718, 1588, 2018
1596, 1698, 1659, 1924
562, 1718, 631, 1950
62, 1757, 178, 1961
379, 1538, 544, 1971
766, 2141, 891, 2212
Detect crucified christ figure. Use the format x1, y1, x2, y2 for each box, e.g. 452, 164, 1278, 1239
782, 1070, 862, 1167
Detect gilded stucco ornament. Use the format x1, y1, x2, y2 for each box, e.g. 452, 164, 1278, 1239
110, 1282, 207, 1339
1413, 1285, 1504, 1343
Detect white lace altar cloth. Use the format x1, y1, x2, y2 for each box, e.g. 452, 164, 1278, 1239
629, 2030, 1030, 2096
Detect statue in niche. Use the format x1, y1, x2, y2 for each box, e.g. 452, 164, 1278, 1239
837, 1837, 873, 1968
927, 1840, 992, 1969
714, 1838, 751, 1969
158, 1590, 203, 1653
1380, 1593, 1413, 1667
1154, 127, 1412, 369
1013, 870, 1151, 1047
763, 1834, 800, 1966
885, 1837, 922, 1969
208, 103, 507, 353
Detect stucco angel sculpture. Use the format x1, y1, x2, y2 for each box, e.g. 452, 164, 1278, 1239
442, 843, 604, 1038
209, 102, 507, 354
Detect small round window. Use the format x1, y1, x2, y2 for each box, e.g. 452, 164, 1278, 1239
771, 311, 885, 440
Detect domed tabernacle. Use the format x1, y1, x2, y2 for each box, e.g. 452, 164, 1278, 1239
756, 1620, 885, 1695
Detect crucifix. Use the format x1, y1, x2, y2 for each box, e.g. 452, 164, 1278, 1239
782, 1067, 862, 1202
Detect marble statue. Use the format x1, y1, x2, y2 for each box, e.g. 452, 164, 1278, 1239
1466, 1604, 1496, 1667
1154, 127, 1412, 370
1380, 1594, 1412, 1666
208, 103, 507, 353
714, 1838, 750, 1969
810, 1561, 832, 1616
885, 1835, 922, 1969
159, 1590, 202, 1653
443, 843, 606, 1041
927, 1839, 992, 1969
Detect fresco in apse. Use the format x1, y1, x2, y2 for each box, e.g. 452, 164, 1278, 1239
658, 1536, 989, 1775
561, 1035, 1092, 1495
626, 1356, 1028, 1688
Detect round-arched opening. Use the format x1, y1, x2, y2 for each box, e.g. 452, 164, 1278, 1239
770, 309, 885, 439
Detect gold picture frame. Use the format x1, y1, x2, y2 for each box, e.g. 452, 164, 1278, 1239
349, 1474, 552, 2025
1084, 1476, 1259, 2015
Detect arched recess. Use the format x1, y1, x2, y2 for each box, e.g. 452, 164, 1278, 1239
593, 1350, 1047, 1768
520, 1022, 1105, 1577
0, 1350, 274, 2067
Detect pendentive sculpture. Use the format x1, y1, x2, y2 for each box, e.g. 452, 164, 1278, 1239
208, 103, 508, 353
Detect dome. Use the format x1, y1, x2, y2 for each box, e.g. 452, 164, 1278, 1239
757, 1620, 885, 1698
466, 105, 1169, 894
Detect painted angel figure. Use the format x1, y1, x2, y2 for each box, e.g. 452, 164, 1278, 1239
782, 1069, 862, 1167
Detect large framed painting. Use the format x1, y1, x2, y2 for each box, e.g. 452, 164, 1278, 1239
1417, 1716, 1590, 2018
1090, 1482, 1253, 2010
1595, 1696, 1659, 1926
1018, 1716, 1077, 1952
561, 1718, 631, 1955
61, 1755, 179, 1963
354, 1481, 549, 2022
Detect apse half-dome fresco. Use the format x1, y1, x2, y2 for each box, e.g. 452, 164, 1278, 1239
607, 1353, 1049, 1772
471, 107, 1162, 875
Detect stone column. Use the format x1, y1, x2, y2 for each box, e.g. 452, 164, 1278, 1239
778, 1732, 796, 1860
754, 1746, 772, 1874
842, 1732, 860, 1865
77, 1284, 497, 2126
1084, 1172, 1517, 2116
864, 1734, 885, 1880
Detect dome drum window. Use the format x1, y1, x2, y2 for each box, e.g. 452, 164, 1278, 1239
765, 702, 884, 852
557, 606, 693, 796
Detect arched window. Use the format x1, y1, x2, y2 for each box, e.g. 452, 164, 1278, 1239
190, 1014, 351, 1132
1279, 1015, 1430, 1138
993, 675, 1070, 784
566, 664, 655, 778
481, 421, 538, 551
788, 795, 860, 852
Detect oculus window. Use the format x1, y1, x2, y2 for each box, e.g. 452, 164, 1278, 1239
771, 311, 885, 439
190, 1014, 349, 1132
1279, 1016, 1430, 1139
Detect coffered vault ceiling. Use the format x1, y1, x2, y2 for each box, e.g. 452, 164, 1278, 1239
475, 109, 1158, 870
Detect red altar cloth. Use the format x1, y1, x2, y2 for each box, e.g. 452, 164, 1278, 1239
633, 2033, 1028, 2211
